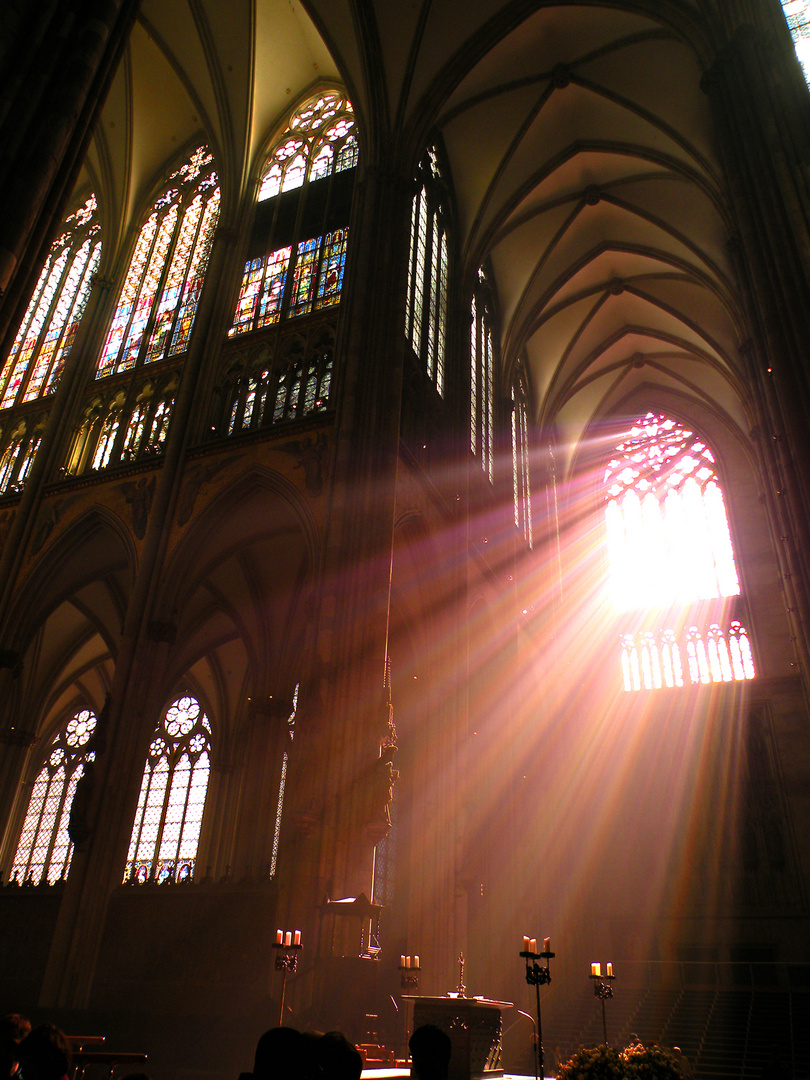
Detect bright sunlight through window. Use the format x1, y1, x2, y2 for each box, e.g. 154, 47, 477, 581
605, 414, 755, 691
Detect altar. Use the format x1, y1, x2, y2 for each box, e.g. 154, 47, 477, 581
403, 996, 513, 1080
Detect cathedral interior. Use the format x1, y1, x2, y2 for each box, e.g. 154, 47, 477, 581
2, 1, 810, 1078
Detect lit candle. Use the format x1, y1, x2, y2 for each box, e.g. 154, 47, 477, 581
401, 955, 406, 968
406, 955, 411, 968
523, 936, 531, 952
294, 930, 301, 946
285, 931, 292, 947
591, 963, 597, 976
414, 955, 420, 968
544, 937, 551, 953
529, 938, 537, 953
595, 962, 601, 977
276, 929, 283, 945
607, 962, 613, 977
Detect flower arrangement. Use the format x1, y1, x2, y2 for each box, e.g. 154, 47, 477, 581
557, 1041, 683, 1080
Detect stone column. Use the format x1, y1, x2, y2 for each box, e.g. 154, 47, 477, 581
701, 20, 810, 679
282, 159, 414, 944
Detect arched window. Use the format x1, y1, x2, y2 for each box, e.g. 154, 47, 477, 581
782, 1, 810, 82
125, 695, 211, 884
405, 147, 449, 396
270, 685, 298, 877
0, 419, 43, 495
10, 709, 97, 885
97, 148, 220, 378
471, 268, 496, 480
230, 91, 357, 335
605, 413, 756, 691
511, 362, 532, 548
0, 196, 101, 410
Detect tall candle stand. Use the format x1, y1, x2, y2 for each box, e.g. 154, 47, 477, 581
273, 929, 302, 1026
399, 954, 421, 1060
520, 936, 553, 1080
589, 963, 615, 1045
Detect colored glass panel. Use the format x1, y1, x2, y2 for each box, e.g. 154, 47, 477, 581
315, 228, 348, 308
97, 214, 159, 377
256, 247, 292, 328
289, 237, 321, 316
1, 195, 100, 408
168, 187, 220, 355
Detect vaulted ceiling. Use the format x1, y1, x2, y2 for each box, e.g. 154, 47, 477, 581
80, 0, 762, 475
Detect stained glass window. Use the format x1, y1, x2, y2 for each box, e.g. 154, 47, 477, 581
97, 149, 219, 378
782, 1, 810, 82
124, 695, 211, 884
0, 196, 101, 410
270, 685, 298, 877
0, 427, 42, 495
605, 413, 756, 691
229, 91, 357, 335
512, 363, 533, 548
10, 709, 97, 885
471, 268, 496, 480
405, 148, 449, 396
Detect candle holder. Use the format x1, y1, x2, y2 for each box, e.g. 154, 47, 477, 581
589, 964, 615, 1045
519, 937, 554, 1080
273, 930, 303, 1025
399, 955, 421, 991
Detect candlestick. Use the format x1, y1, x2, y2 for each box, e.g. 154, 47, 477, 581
273, 927, 303, 1026
519, 935, 555, 1080
589, 962, 616, 1044
399, 953, 421, 990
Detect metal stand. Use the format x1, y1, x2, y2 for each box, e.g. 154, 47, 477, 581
520, 947, 554, 1080
273, 939, 302, 1026
590, 972, 615, 1044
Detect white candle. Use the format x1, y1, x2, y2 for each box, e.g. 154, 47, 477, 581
544, 937, 551, 953
285, 931, 292, 947
607, 962, 613, 977
523, 936, 531, 952
595, 962, 601, 977
591, 963, 597, 976
414, 955, 420, 968
530, 938, 537, 953
406, 955, 411, 968
294, 930, 301, 946
276, 929, 283, 945
401, 955, 406, 968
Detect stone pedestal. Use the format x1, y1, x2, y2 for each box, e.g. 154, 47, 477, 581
405, 996, 512, 1080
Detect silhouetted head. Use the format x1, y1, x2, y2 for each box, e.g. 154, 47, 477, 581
409, 1025, 452, 1080
0, 1018, 30, 1045
17, 1025, 71, 1080
253, 1027, 306, 1080
318, 1032, 362, 1080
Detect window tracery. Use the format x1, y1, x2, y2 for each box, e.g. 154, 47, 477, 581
405, 147, 449, 396
605, 413, 755, 691
230, 91, 356, 335
471, 268, 496, 480
97, 149, 220, 379
10, 709, 97, 885
512, 363, 532, 548
0, 196, 101, 410
782, 0, 810, 82
124, 695, 211, 884
223, 323, 334, 437
0, 419, 44, 495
